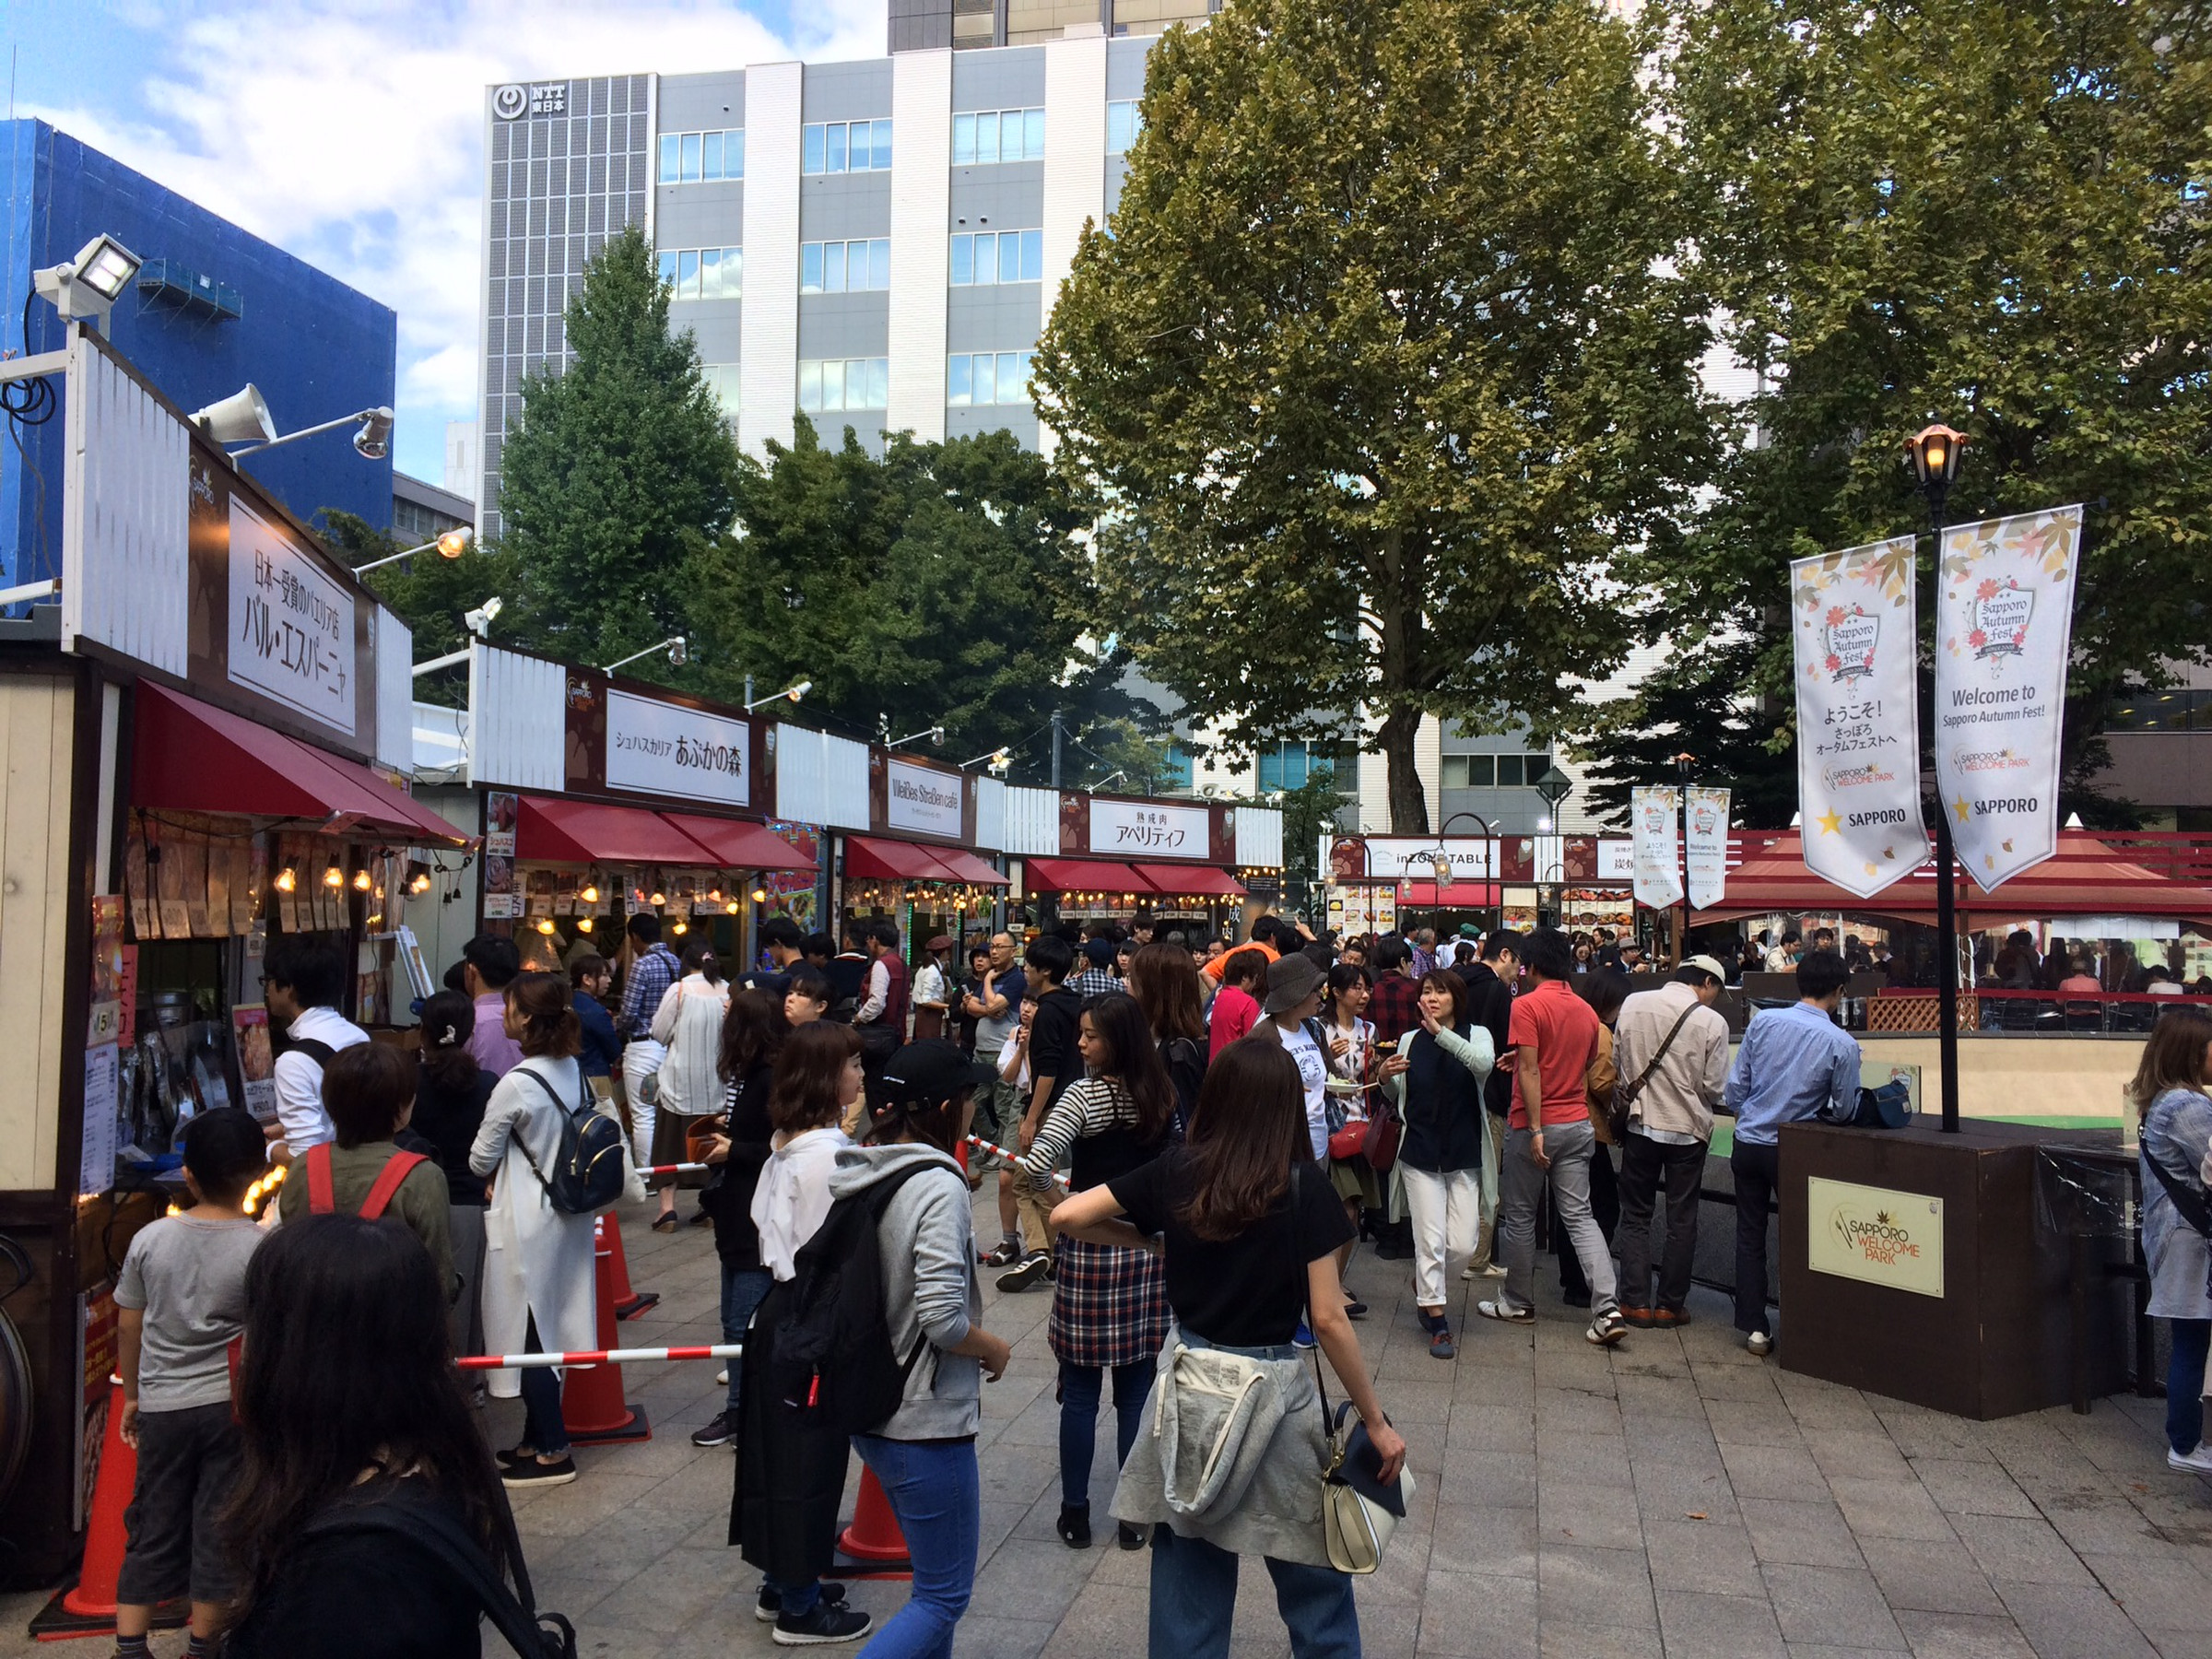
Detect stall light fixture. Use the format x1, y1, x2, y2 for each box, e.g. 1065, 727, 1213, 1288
744, 680, 809, 711
726, 900, 741, 914
351, 526, 475, 577
580, 874, 602, 905
323, 860, 346, 890
888, 725, 947, 749
535, 917, 557, 935
223, 402, 395, 461
405, 860, 433, 896
671, 919, 688, 935
576, 917, 594, 933
33, 232, 142, 326
351, 867, 372, 892
750, 888, 768, 904
648, 888, 666, 907
601, 636, 688, 675
274, 865, 298, 894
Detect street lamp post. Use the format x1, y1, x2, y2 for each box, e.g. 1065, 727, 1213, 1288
1908, 423, 1967, 1135
1437, 812, 1495, 931
1530, 772, 1571, 935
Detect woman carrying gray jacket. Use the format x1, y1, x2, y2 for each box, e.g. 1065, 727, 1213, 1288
1053, 1038, 1406, 1659
836, 1039, 1015, 1659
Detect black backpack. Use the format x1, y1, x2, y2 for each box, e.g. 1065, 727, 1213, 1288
515, 1066, 628, 1215
757, 1159, 939, 1435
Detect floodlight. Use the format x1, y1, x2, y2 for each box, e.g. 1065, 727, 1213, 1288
465, 596, 504, 637
31, 233, 142, 325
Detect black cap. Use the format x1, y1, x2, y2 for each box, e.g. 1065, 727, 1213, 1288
1082, 937, 1117, 966
878, 1040, 996, 1108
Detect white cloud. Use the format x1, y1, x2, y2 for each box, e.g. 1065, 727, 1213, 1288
24, 0, 883, 484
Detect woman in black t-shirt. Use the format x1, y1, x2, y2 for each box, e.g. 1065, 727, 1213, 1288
409, 990, 499, 1362
1051, 1039, 1406, 1659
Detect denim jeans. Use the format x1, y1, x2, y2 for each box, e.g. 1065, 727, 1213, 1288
852, 1434, 981, 1659
1730, 1140, 1781, 1337
1059, 1359, 1153, 1508
1147, 1527, 1360, 1659
2171, 1319, 2211, 1454
1616, 1134, 1707, 1313
519, 1315, 569, 1457
721, 1263, 773, 1416
1498, 1120, 1618, 1319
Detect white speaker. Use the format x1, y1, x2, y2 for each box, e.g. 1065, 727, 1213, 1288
190, 384, 276, 446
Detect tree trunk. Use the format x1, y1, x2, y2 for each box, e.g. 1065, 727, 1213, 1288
1377, 706, 1430, 834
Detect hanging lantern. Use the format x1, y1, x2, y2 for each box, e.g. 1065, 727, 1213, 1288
274, 865, 297, 894
322, 859, 346, 889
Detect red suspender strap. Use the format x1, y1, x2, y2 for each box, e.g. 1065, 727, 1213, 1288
305, 1143, 335, 1215
358, 1150, 428, 1222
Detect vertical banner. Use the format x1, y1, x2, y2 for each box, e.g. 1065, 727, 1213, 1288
1684, 786, 1732, 912
1791, 537, 1928, 898
1630, 786, 1683, 910
1935, 505, 2082, 892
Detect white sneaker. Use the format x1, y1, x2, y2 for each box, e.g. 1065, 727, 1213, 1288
1461, 1261, 1507, 1280
2168, 1443, 2212, 1475
716, 1370, 729, 1386
1745, 1331, 1773, 1358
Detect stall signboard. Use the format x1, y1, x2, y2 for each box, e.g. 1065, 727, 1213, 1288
1806, 1176, 1945, 1299
564, 673, 774, 811
1332, 838, 1497, 881
185, 444, 377, 754
866, 751, 976, 845
1598, 839, 1634, 882
482, 792, 520, 919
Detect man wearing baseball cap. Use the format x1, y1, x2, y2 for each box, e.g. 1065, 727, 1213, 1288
1610, 955, 1732, 1328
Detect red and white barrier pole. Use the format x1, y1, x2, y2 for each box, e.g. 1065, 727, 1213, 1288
641, 1162, 712, 1177
965, 1133, 1072, 1190
457, 1343, 742, 1371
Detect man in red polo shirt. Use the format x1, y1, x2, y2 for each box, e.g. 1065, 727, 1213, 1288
1476, 927, 1628, 1346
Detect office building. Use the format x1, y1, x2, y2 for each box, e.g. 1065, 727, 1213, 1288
393, 471, 474, 543
888, 0, 1218, 53
0, 121, 397, 586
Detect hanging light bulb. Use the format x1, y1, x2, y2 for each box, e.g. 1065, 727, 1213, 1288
580, 871, 602, 905
352, 867, 372, 892
323, 860, 345, 889
751, 888, 768, 904
726, 899, 741, 913
576, 916, 594, 934
535, 917, 556, 935
274, 865, 297, 894
406, 861, 433, 896
671, 919, 688, 935
649, 888, 666, 907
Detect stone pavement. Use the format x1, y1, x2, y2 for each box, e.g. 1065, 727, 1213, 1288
7, 1189, 2212, 1658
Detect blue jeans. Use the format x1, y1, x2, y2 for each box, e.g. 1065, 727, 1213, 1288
2171, 1319, 2210, 1454
851, 1434, 980, 1659
1148, 1527, 1359, 1659
722, 1264, 772, 1416
520, 1316, 569, 1458
1059, 1359, 1153, 1509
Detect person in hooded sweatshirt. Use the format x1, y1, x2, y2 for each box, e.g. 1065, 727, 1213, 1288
731, 1021, 873, 1648
837, 1041, 1014, 1659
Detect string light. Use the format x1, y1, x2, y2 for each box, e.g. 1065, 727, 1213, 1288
241, 1162, 287, 1217
535, 917, 556, 935
323, 860, 345, 889
750, 888, 768, 904
576, 917, 594, 934
351, 867, 372, 892
274, 865, 297, 893
581, 871, 602, 904
672, 919, 688, 935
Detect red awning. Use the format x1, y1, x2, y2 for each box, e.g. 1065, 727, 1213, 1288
660, 813, 818, 873
844, 834, 959, 882
931, 848, 1007, 887
1688, 830, 2212, 926
1135, 864, 1247, 898
132, 682, 469, 846
1396, 880, 1501, 907
516, 796, 718, 865
1024, 857, 1147, 894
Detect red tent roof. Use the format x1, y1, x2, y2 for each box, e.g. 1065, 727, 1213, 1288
1689, 830, 2212, 926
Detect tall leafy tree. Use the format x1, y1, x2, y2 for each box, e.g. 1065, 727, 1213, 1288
1576, 0, 2212, 826
1034, 0, 1715, 833
682, 420, 1126, 769
496, 226, 738, 671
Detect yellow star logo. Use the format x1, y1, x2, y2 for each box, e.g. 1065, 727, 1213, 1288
1816, 809, 1841, 837
1952, 795, 1971, 822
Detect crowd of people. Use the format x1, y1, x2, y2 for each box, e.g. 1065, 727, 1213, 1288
108, 902, 2212, 1659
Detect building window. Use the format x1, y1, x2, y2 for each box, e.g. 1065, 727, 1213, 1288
947, 350, 1036, 406
702, 365, 740, 424
1256, 741, 1313, 794
1441, 752, 1553, 789
948, 229, 1043, 286
657, 129, 745, 183
1107, 101, 1144, 154
800, 238, 891, 294
656, 246, 744, 300
798, 358, 890, 412
952, 108, 1046, 165
1163, 741, 1194, 791
803, 120, 894, 175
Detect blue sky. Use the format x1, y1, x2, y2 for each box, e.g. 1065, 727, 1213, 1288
6, 0, 881, 488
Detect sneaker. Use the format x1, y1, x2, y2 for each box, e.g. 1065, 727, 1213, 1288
1461, 1261, 1506, 1279
691, 1410, 738, 1448
1475, 1300, 1534, 1324
981, 1239, 1024, 1269
1745, 1331, 1773, 1358
757, 1583, 850, 1623
501, 1455, 577, 1488
716, 1370, 730, 1385
1586, 1313, 1630, 1347
495, 1444, 536, 1469
772, 1604, 874, 1646
995, 1251, 1053, 1293
2168, 1444, 2212, 1475
1291, 1322, 1317, 1350
1653, 1308, 1691, 1329
1619, 1304, 1656, 1329
1429, 1325, 1456, 1360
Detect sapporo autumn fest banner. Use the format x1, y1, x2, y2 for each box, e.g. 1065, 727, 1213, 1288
1790, 537, 1930, 900
1934, 506, 2082, 892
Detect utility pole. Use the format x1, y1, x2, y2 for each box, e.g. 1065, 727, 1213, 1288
1050, 709, 1064, 787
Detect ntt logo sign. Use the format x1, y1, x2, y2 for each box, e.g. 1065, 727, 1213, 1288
493, 85, 527, 120
494, 83, 569, 121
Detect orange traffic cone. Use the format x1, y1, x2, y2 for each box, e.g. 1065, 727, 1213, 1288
602, 1212, 658, 1320
29, 1377, 187, 1639
835, 1466, 912, 1579
561, 1232, 652, 1444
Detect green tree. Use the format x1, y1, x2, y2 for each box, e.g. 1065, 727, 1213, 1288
1272, 764, 1343, 900
1034, 0, 1716, 833
682, 420, 1122, 767
318, 512, 513, 708
1576, 0, 2212, 825
496, 226, 737, 672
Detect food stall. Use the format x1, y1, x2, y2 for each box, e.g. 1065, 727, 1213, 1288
1041, 792, 1254, 937
838, 751, 1006, 957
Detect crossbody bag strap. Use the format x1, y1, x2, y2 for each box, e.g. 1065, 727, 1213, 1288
2146, 1142, 2212, 1238
1625, 1002, 1700, 1100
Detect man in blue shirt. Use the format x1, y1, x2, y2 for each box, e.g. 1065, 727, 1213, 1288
1722, 948, 1861, 1358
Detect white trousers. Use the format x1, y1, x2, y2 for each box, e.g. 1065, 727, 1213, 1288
1402, 1164, 1482, 1308
621, 1040, 666, 1182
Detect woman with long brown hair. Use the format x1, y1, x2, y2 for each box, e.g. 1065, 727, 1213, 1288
408, 988, 498, 1361
2133, 1006, 2212, 1471
1127, 942, 1207, 1134
1052, 1039, 1406, 1657
1026, 992, 1176, 1549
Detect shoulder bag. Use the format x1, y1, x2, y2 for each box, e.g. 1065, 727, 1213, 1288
1607, 1002, 1699, 1144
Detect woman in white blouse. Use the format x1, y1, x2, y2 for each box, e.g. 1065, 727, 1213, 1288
647, 940, 729, 1229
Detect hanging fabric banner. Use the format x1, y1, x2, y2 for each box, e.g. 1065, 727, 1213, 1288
1791, 537, 1929, 900
1684, 785, 1732, 912
1935, 504, 2082, 893
1630, 785, 1683, 911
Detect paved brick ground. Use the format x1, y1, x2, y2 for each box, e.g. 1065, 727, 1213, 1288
7, 1189, 2209, 1658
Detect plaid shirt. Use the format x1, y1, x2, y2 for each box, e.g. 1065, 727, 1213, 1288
1066, 967, 1122, 1001
618, 943, 681, 1041
1369, 971, 1421, 1042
